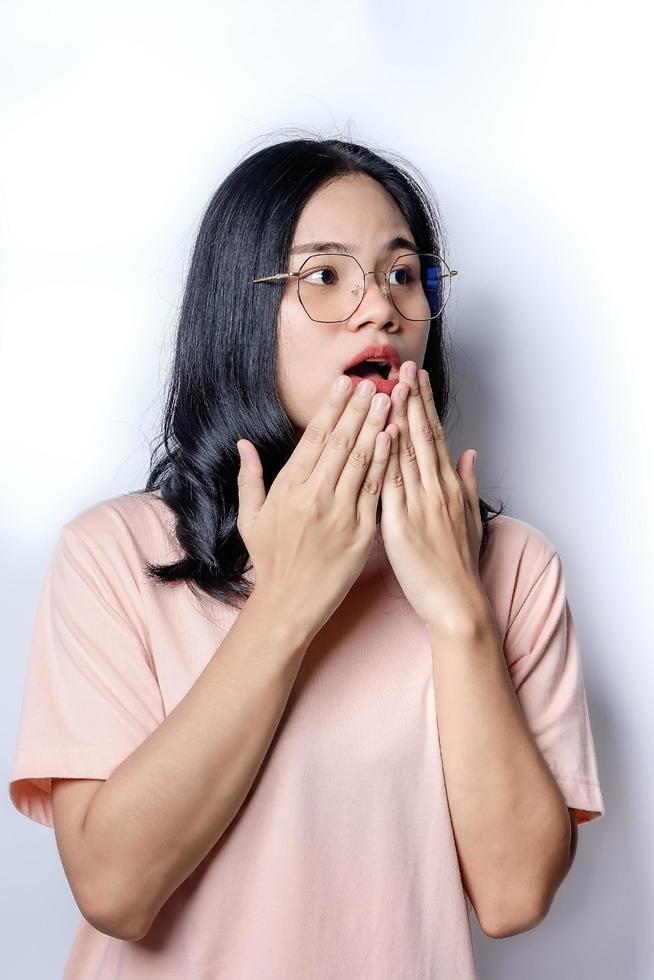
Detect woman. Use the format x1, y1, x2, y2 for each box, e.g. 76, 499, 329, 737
9, 134, 605, 979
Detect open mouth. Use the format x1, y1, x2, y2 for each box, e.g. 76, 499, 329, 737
344, 360, 392, 381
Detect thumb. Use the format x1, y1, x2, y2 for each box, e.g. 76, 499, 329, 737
236, 439, 266, 530
457, 449, 481, 528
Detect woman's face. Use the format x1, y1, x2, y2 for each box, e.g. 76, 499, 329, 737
276, 173, 431, 435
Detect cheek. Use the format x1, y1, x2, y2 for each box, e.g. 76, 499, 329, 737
279, 365, 330, 430
276, 316, 335, 427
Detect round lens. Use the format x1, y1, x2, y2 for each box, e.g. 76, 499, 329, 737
389, 253, 451, 321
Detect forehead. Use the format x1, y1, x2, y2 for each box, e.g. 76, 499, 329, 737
292, 173, 412, 249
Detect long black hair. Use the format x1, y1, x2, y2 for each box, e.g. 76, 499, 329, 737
136, 128, 505, 608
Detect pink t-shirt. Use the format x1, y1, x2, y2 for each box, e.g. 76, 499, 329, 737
9, 490, 605, 979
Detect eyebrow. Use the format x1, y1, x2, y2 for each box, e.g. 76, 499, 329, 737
289, 235, 419, 256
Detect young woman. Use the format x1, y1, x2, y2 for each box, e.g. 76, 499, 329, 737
9, 134, 605, 979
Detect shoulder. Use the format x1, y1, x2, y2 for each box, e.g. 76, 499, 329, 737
481, 512, 559, 580
58, 489, 181, 568
479, 513, 561, 637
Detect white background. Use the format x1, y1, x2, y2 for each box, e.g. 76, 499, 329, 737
2, 1, 651, 976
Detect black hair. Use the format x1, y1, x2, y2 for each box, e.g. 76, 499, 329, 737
135, 126, 505, 609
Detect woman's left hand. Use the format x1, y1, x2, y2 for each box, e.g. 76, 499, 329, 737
380, 360, 490, 635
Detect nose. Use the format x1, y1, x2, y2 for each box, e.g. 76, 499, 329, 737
360, 269, 393, 305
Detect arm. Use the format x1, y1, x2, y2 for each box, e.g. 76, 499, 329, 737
66, 587, 310, 941
428, 608, 575, 940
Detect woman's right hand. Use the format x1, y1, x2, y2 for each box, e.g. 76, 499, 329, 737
235, 374, 398, 640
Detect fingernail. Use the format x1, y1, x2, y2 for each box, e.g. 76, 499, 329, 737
406, 363, 417, 381
472, 451, 477, 466
334, 375, 351, 392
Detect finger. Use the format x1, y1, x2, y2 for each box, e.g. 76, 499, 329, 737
286, 374, 367, 485
403, 363, 443, 493
386, 372, 422, 499
357, 423, 395, 531
380, 422, 405, 514
334, 389, 392, 501
235, 439, 266, 532
286, 374, 354, 483
417, 368, 459, 490
457, 449, 483, 538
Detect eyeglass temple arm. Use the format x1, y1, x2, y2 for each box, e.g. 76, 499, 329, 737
252, 269, 459, 284
252, 273, 298, 283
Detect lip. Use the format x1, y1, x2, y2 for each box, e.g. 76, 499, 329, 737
343, 343, 402, 384
347, 374, 398, 396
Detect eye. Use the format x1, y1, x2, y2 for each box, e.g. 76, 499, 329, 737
301, 266, 339, 286
389, 266, 416, 286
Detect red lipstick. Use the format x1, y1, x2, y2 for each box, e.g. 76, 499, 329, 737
343, 343, 401, 395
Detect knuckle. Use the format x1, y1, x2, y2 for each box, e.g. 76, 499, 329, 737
360, 474, 381, 496
329, 429, 352, 453
347, 446, 371, 470
304, 422, 328, 446
403, 441, 417, 464
306, 493, 327, 519
416, 420, 434, 441
352, 398, 370, 416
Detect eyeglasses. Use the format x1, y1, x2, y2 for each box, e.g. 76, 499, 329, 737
252, 251, 458, 323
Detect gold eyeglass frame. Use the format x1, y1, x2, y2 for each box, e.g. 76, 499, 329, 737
252, 251, 459, 323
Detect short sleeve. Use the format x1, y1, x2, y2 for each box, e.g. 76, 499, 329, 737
503, 550, 605, 825
9, 521, 165, 829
